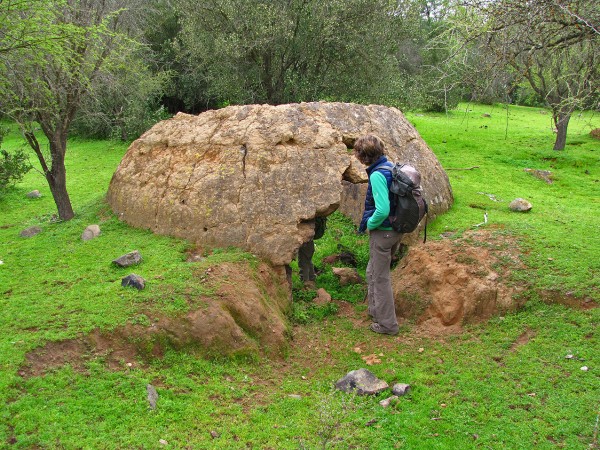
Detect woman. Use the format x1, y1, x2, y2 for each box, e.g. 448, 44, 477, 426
354, 135, 400, 336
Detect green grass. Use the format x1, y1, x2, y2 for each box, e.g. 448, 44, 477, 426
0, 105, 599, 449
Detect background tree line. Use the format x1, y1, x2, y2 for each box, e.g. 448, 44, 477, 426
0, 0, 598, 219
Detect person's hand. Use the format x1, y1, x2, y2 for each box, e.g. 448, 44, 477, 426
358, 218, 368, 234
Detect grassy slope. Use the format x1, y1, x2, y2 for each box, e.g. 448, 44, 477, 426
0, 105, 598, 449
410, 104, 600, 297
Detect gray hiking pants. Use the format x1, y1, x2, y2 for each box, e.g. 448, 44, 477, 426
298, 240, 316, 282
367, 229, 401, 334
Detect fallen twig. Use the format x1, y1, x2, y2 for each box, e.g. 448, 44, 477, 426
446, 166, 480, 170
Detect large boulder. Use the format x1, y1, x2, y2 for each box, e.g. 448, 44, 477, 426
107, 102, 453, 265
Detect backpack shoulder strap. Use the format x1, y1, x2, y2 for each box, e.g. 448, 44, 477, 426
372, 161, 394, 174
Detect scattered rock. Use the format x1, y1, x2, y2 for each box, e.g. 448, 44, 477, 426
392, 383, 412, 396
288, 394, 302, 400
113, 250, 142, 267
313, 288, 332, 305
322, 254, 339, 265
509, 198, 532, 212
26, 190, 41, 198
81, 224, 101, 241
332, 267, 363, 286
481, 113, 491, 118
121, 274, 146, 290
147, 384, 158, 409
19, 226, 42, 238
210, 431, 220, 439
379, 395, 399, 407
159, 439, 168, 446
335, 368, 389, 395
524, 168, 553, 184
581, 366, 589, 371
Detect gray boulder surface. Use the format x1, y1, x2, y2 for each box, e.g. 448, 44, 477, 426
335, 368, 389, 395
113, 250, 142, 268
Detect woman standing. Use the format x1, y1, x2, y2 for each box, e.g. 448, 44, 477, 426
354, 135, 400, 336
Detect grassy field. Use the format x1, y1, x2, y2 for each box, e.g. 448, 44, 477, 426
0, 103, 598, 449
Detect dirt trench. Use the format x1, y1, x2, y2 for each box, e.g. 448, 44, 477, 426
18, 230, 596, 378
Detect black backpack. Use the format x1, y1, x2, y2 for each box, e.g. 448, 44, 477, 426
379, 163, 428, 242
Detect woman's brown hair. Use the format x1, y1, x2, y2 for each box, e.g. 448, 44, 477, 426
354, 134, 385, 166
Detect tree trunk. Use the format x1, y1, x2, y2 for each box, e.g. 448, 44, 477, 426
48, 137, 75, 221
552, 110, 571, 151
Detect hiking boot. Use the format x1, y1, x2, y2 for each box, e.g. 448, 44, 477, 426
370, 323, 398, 336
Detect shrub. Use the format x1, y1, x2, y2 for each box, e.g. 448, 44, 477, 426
1, 125, 32, 192
0, 143, 32, 194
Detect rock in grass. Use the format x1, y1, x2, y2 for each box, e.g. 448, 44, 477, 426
26, 190, 41, 198
20, 226, 42, 238
379, 395, 399, 407
335, 368, 388, 395
313, 288, 332, 305
392, 383, 412, 396
524, 168, 553, 184
113, 250, 142, 267
331, 267, 363, 286
509, 198, 532, 212
122, 274, 146, 290
81, 224, 101, 241
147, 384, 158, 409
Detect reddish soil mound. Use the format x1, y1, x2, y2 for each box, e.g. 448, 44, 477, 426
19, 261, 290, 378
392, 230, 527, 333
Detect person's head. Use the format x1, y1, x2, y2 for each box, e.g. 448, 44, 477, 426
353, 134, 385, 166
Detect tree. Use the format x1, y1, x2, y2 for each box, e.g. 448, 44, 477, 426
450, 0, 599, 150
0, 0, 146, 220
0, 0, 65, 54
391, 0, 468, 111
171, 0, 400, 106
